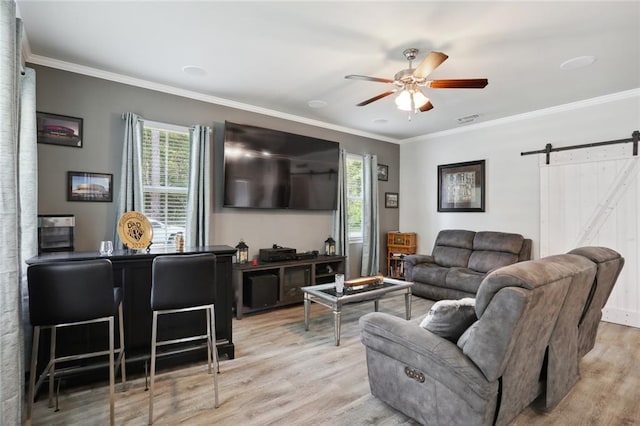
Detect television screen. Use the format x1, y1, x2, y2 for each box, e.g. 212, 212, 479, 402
223, 122, 339, 210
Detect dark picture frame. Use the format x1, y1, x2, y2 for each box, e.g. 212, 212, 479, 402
377, 164, 389, 181
385, 192, 399, 208
37, 112, 83, 148
67, 171, 113, 202
438, 160, 485, 212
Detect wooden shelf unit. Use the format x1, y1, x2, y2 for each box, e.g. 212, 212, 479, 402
233, 255, 346, 319
387, 232, 417, 280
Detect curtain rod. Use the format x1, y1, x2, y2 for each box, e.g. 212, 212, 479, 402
121, 113, 211, 132
521, 130, 639, 165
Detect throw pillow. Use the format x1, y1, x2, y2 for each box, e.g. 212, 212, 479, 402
419, 298, 477, 342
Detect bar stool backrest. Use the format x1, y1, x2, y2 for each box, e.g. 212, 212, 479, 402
28, 259, 114, 326
151, 254, 217, 311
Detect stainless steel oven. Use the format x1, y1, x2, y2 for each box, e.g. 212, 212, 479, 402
37, 215, 75, 253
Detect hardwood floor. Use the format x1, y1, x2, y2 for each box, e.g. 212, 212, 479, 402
29, 295, 640, 425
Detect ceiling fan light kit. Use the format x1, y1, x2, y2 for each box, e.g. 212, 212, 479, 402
345, 48, 488, 116
394, 87, 429, 112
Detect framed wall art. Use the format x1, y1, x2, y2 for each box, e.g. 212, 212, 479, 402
385, 192, 399, 208
377, 164, 389, 181
67, 171, 113, 202
437, 160, 485, 212
37, 112, 83, 148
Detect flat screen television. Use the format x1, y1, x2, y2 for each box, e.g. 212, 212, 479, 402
223, 121, 339, 210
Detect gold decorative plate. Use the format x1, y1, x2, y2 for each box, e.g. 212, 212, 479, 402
117, 211, 153, 250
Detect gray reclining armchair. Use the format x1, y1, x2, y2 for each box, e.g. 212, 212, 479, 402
360, 253, 600, 425
545, 246, 625, 409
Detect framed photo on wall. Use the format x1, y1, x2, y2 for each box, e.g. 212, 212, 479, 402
385, 192, 399, 208
438, 160, 485, 212
377, 164, 389, 181
67, 171, 113, 202
37, 112, 83, 148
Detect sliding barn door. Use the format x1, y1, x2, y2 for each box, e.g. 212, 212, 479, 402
540, 144, 639, 328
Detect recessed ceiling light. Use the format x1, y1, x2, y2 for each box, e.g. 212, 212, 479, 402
307, 100, 328, 108
182, 65, 207, 76
560, 56, 596, 71
373, 118, 388, 124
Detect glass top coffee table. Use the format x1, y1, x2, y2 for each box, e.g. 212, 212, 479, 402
301, 277, 413, 346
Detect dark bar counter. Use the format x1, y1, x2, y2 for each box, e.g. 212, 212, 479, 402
27, 245, 236, 382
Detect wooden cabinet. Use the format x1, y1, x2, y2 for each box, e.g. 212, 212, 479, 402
387, 232, 417, 280
233, 255, 346, 318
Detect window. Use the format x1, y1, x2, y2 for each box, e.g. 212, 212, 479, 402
142, 121, 190, 248
346, 154, 363, 241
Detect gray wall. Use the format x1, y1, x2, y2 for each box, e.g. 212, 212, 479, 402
33, 64, 399, 276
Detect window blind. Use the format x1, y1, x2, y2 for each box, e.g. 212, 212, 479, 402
142, 124, 189, 247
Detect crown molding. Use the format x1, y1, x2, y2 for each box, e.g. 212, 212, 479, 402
25, 53, 400, 144
405, 88, 640, 143
24, 51, 639, 147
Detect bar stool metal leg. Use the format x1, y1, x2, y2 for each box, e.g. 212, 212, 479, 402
148, 311, 158, 425
209, 304, 219, 408
205, 309, 212, 374
48, 326, 56, 408
118, 302, 127, 388
109, 317, 115, 426
26, 326, 40, 426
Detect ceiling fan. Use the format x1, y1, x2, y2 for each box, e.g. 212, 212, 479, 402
345, 48, 488, 114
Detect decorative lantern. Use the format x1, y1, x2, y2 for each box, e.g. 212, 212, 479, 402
324, 236, 336, 256
235, 239, 249, 264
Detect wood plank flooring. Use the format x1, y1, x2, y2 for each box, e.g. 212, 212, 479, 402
29, 295, 640, 425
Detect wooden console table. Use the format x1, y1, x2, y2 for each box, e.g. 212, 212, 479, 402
233, 255, 346, 319
26, 245, 236, 383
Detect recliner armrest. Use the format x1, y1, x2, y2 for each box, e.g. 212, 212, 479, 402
359, 312, 494, 401
403, 254, 434, 281
404, 254, 434, 266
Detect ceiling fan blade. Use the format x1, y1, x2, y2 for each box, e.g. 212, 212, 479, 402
427, 79, 489, 89
345, 74, 395, 84
356, 90, 396, 106
413, 51, 448, 78
418, 100, 434, 112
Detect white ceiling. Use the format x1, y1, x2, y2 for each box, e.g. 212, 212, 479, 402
16, 1, 640, 143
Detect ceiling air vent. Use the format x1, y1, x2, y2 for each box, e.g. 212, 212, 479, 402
457, 114, 479, 124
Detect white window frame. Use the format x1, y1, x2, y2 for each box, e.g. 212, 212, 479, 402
142, 120, 190, 248
346, 153, 364, 242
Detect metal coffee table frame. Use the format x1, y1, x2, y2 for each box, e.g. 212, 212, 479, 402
302, 277, 413, 346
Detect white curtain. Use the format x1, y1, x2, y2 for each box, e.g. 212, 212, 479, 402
1, 2, 38, 423
361, 154, 380, 276
332, 149, 350, 278
186, 125, 212, 247
115, 112, 144, 248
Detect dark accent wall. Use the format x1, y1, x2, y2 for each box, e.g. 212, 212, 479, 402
32, 64, 400, 276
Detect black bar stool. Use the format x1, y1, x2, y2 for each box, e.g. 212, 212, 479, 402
26, 259, 126, 426
148, 253, 220, 424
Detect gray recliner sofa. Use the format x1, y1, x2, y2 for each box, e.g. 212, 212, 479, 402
360, 247, 624, 425
404, 230, 532, 301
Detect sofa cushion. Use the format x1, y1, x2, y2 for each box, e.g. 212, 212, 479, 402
445, 267, 486, 294
468, 251, 519, 273
435, 229, 476, 250
420, 298, 477, 342
473, 231, 524, 255
433, 246, 472, 268
412, 263, 450, 286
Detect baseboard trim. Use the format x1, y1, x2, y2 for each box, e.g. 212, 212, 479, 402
602, 307, 640, 328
